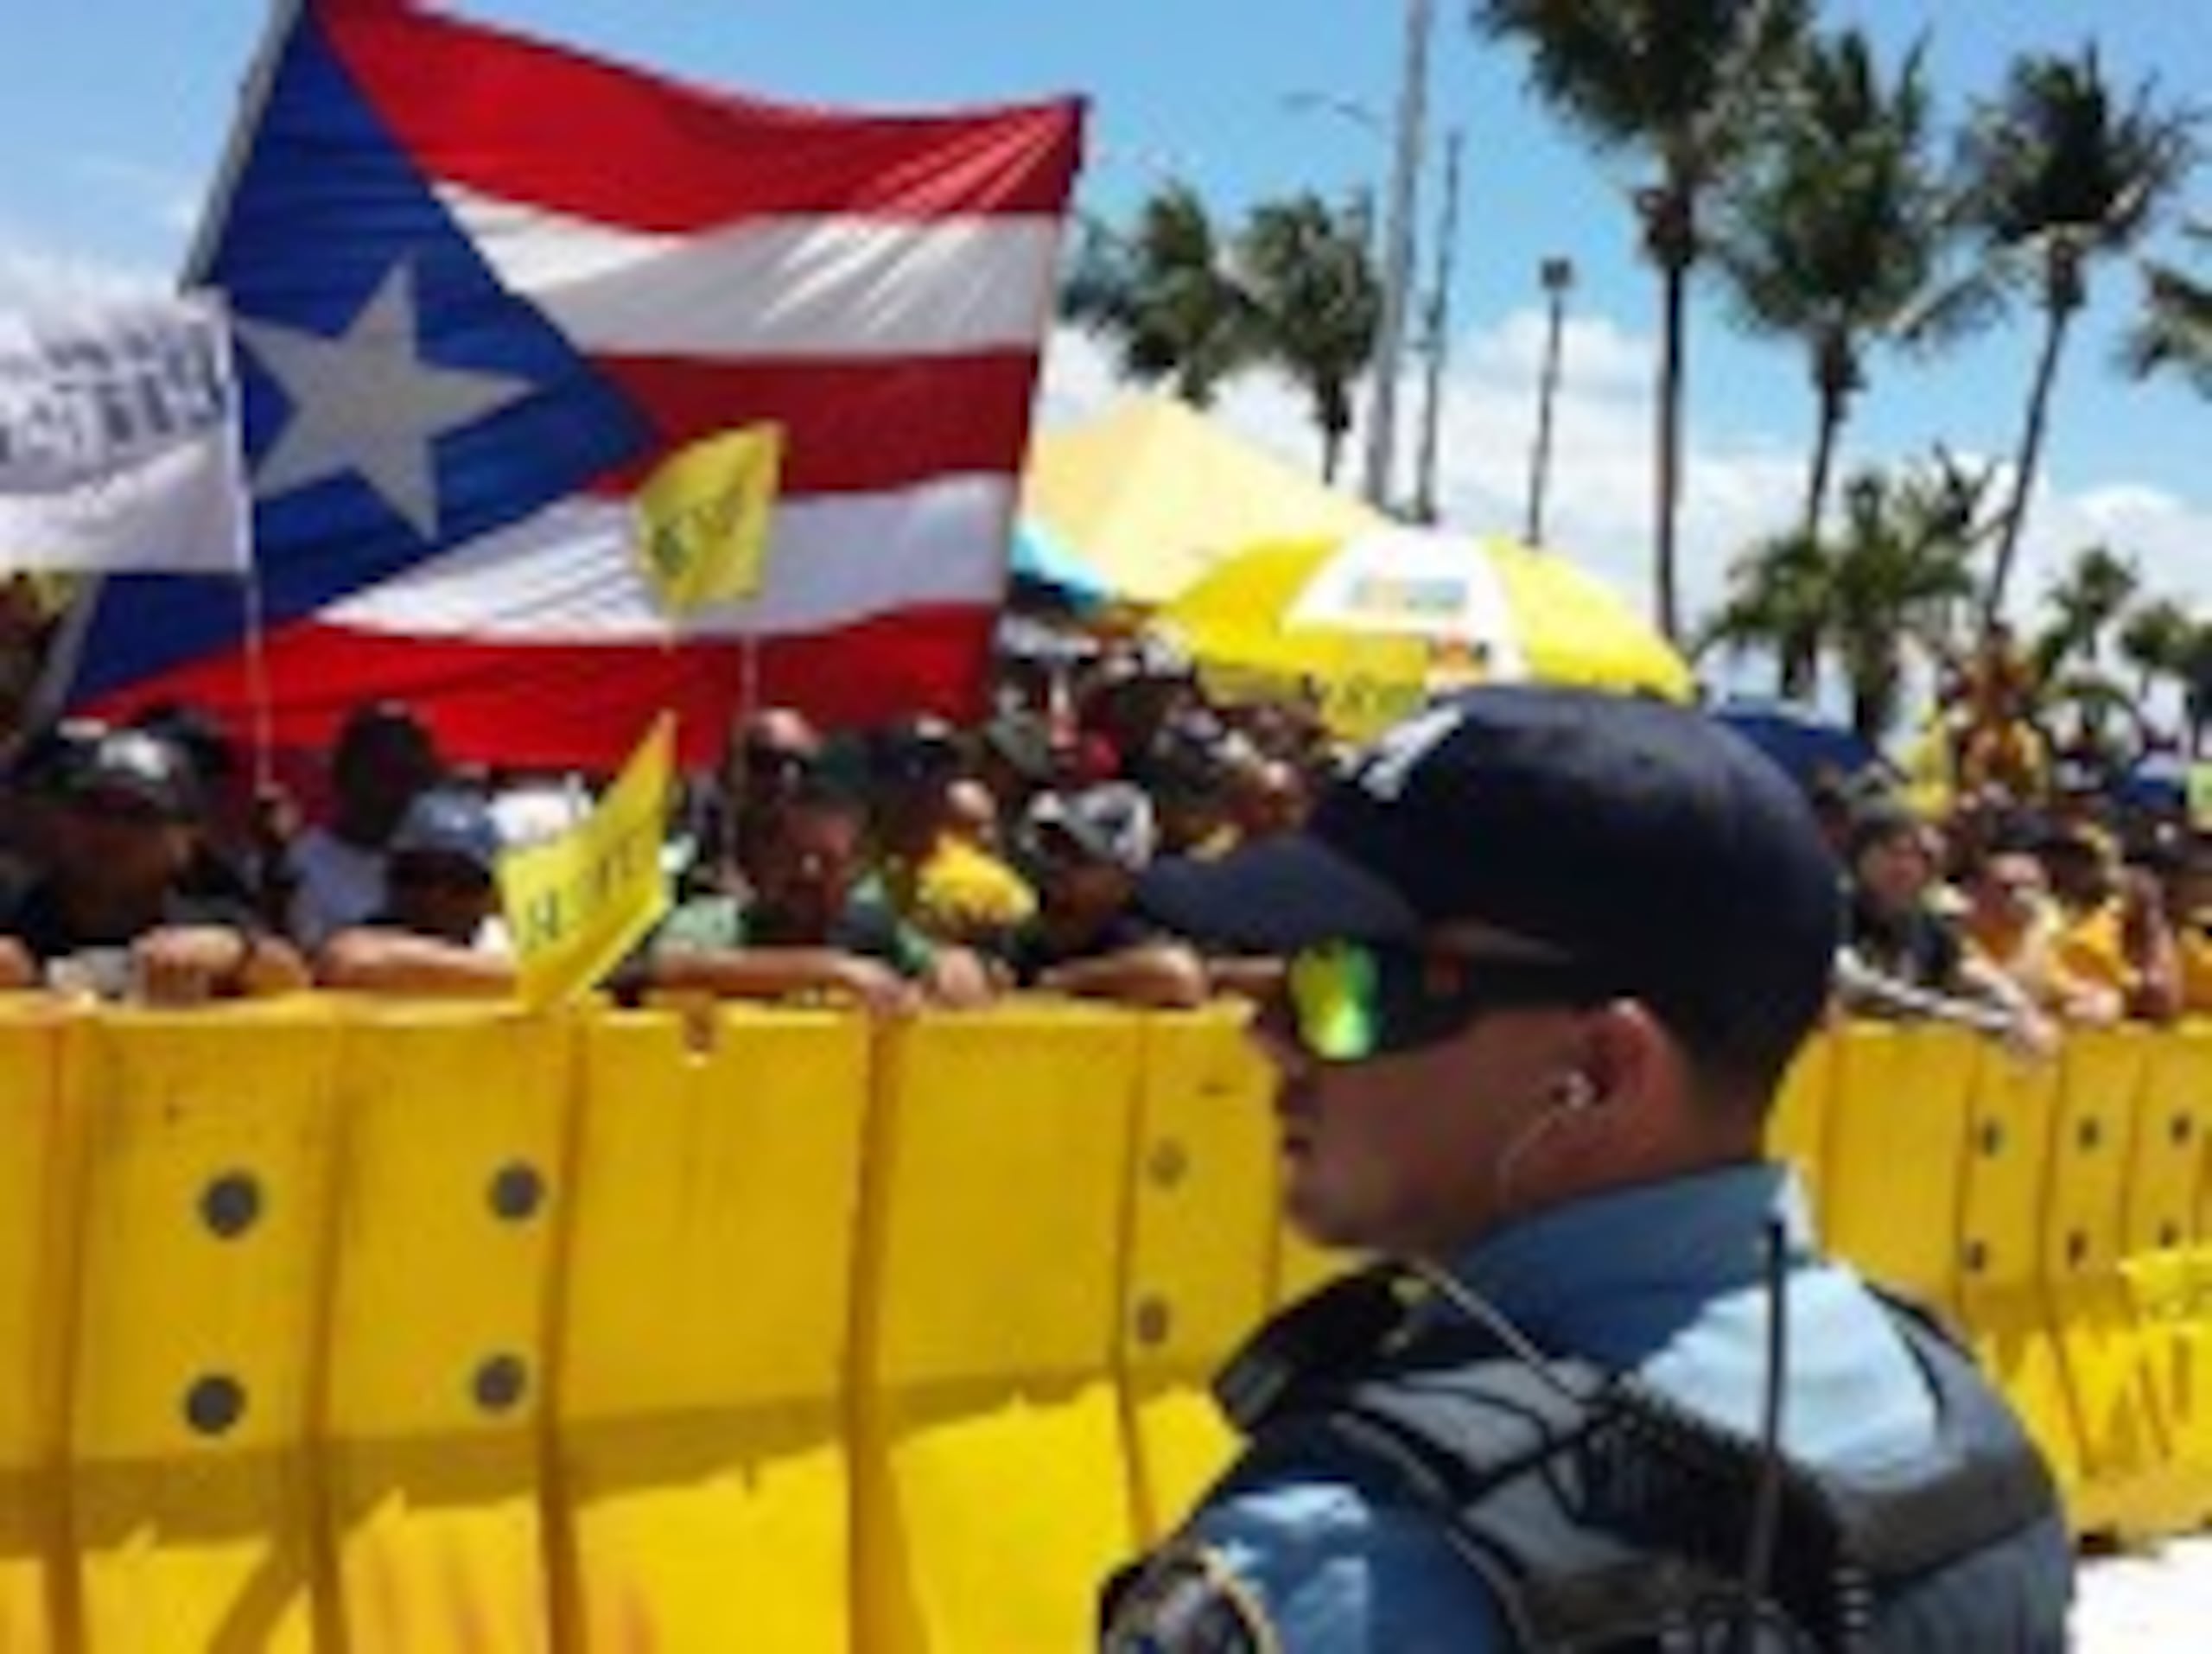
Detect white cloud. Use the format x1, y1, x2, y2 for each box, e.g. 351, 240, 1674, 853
1461, 309, 1652, 398
2019, 480, 2212, 614
0, 229, 162, 314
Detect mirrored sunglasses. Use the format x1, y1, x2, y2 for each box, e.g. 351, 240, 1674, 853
1276, 940, 1619, 1064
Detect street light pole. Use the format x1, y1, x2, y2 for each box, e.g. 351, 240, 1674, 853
1362, 0, 1433, 515
1412, 128, 1464, 526
1525, 255, 1574, 548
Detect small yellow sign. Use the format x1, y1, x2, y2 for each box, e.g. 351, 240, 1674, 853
2190, 763, 2212, 831
632, 423, 785, 616
497, 714, 676, 1009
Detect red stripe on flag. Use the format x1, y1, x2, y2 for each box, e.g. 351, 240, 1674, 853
587, 353, 1045, 499
85, 607, 999, 772
323, 3, 1084, 231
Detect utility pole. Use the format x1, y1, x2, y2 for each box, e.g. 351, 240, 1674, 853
1525, 256, 1574, 548
1362, 0, 1433, 515
1412, 128, 1464, 527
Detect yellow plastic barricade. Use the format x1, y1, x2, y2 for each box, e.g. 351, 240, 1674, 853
1819, 1025, 1980, 1320
2115, 1027, 2212, 1536
1955, 1048, 2082, 1510
1119, 1010, 1277, 1543
0, 1002, 72, 1651
2043, 1031, 2170, 1539
62, 1003, 340, 1653
1764, 1033, 1834, 1221
556, 1007, 868, 1654
318, 1006, 575, 1653
851, 1007, 1141, 1654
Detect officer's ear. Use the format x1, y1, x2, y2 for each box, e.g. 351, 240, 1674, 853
1574, 998, 1677, 1123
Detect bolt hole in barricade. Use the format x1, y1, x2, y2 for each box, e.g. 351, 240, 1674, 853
0, 1000, 2202, 1649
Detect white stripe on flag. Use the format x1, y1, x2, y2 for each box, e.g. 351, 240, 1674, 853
324, 473, 1011, 641
442, 189, 1065, 359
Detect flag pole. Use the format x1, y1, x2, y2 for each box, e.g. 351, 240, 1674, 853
182, 0, 305, 287
188, 0, 304, 792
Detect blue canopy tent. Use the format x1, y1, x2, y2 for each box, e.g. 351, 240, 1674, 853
1712, 702, 1882, 786
1007, 518, 1112, 614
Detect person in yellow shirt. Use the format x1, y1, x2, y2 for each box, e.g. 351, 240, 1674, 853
2153, 835, 2212, 1016
1961, 845, 2121, 1025
2041, 824, 2182, 1021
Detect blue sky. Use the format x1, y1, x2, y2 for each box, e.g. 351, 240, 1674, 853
6, 1, 2208, 628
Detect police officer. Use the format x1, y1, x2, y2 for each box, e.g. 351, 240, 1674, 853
1105, 688, 2072, 1651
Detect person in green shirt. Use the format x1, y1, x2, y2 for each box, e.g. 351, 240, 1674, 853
642, 778, 992, 1012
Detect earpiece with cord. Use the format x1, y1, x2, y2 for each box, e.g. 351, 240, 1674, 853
1494, 1072, 1605, 1212
1551, 1072, 1599, 1112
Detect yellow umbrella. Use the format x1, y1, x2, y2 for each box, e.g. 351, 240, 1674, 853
1162, 528, 1693, 739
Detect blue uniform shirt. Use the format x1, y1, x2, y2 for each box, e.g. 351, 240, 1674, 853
1176, 1163, 1942, 1652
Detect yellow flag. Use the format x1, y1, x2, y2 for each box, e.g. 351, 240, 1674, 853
632, 424, 785, 616
496, 714, 676, 1009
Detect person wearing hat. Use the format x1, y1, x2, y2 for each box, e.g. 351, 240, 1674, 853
0, 719, 109, 908
315, 789, 517, 996
1101, 689, 2069, 1652
0, 728, 307, 1002
1007, 784, 1206, 1008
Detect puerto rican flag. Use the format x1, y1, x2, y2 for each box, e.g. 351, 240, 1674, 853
55, 0, 1083, 768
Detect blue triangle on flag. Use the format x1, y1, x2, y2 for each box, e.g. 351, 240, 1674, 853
69, 6, 649, 703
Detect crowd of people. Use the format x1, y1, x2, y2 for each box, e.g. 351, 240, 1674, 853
1829, 754, 2210, 1053
0, 633, 1319, 1012
0, 626, 2202, 1043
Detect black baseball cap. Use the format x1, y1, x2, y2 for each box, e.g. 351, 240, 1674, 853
1138, 687, 1840, 1069
63, 729, 203, 821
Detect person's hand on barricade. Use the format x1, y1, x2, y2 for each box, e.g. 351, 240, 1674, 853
920, 945, 997, 1010
0, 938, 31, 992
131, 926, 248, 1004
1997, 1008, 2061, 1066
2055, 984, 2123, 1028
131, 924, 308, 1004
834, 956, 921, 1019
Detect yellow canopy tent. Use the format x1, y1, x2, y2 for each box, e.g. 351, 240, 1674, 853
1020, 395, 1382, 608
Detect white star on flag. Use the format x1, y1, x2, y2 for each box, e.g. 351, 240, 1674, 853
235, 259, 533, 540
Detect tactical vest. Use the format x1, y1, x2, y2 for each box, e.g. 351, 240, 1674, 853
1107, 1265, 2073, 1652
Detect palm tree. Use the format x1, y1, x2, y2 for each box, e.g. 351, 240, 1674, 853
2183, 625, 2212, 754
1713, 28, 1955, 538
1694, 460, 1990, 736
1060, 184, 1256, 406
2031, 544, 2140, 679
1475, 0, 1810, 644
2119, 597, 2198, 700
1698, 530, 1830, 702
2123, 219, 2212, 397
1948, 46, 2196, 627
1824, 469, 1982, 741
1236, 194, 1382, 484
